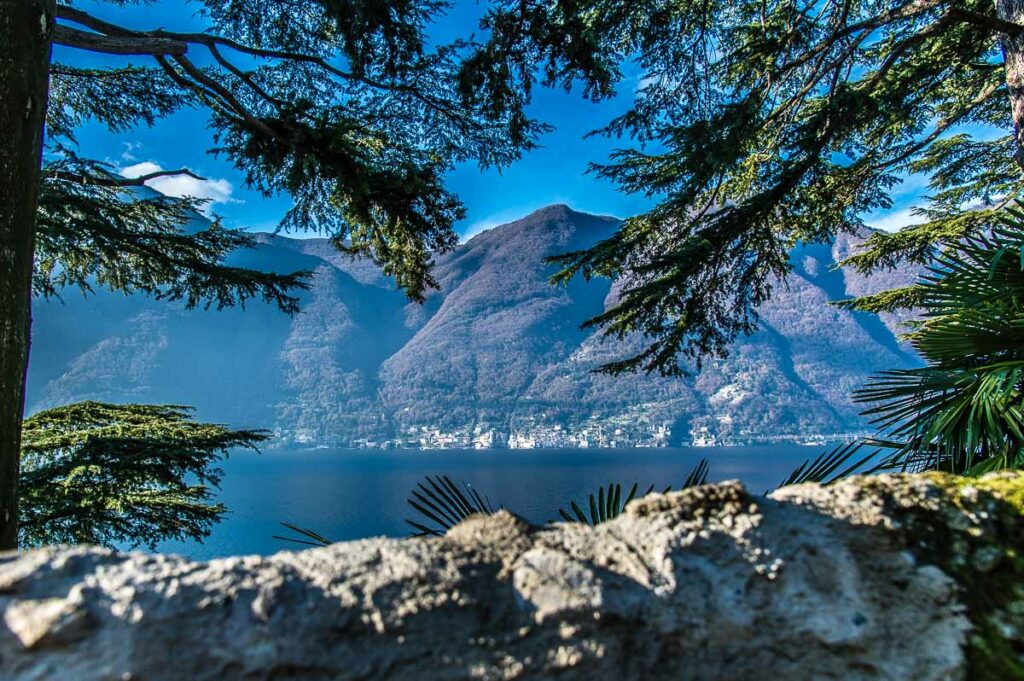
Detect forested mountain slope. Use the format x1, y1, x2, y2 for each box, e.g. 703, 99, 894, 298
27, 205, 919, 448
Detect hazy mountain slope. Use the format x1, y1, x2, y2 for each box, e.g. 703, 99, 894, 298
378, 206, 619, 434
26, 204, 921, 447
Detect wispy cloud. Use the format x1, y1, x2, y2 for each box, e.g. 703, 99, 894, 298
460, 216, 508, 242
119, 161, 238, 213
864, 206, 925, 232
119, 141, 144, 162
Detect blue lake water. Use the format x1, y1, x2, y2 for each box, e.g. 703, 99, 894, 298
151, 445, 822, 560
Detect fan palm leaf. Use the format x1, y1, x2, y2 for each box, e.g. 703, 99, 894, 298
777, 441, 878, 489
404, 475, 499, 537
556, 458, 708, 527
848, 204, 1024, 475
273, 521, 333, 547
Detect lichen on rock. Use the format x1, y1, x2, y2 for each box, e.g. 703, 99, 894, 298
773, 471, 1024, 679
0, 474, 1021, 680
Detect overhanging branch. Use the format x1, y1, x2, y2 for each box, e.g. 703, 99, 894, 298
53, 25, 187, 56
49, 168, 206, 188
949, 8, 1024, 37
53, 3, 473, 130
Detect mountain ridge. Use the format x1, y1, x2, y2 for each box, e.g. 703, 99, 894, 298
27, 204, 920, 449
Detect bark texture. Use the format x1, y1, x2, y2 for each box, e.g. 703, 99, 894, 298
3, 474, 1023, 681
998, 0, 1024, 171
0, 0, 53, 549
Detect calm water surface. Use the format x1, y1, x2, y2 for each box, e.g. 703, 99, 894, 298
152, 445, 820, 560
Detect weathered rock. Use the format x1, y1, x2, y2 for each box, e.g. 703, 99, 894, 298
0, 473, 1022, 680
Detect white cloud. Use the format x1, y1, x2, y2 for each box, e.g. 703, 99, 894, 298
460, 216, 507, 243
120, 141, 144, 162
119, 161, 238, 212
864, 206, 925, 233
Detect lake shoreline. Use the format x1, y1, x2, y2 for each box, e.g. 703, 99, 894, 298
146, 445, 828, 560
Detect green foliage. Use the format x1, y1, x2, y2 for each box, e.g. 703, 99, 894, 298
42, 57, 312, 311
47, 64, 194, 143
405, 475, 499, 537
275, 461, 714, 543
463, 0, 1024, 373
842, 206, 1024, 475
558, 482, 661, 526
273, 522, 333, 548
19, 401, 266, 549
833, 285, 927, 315
777, 441, 878, 489
36, 150, 309, 312
557, 458, 709, 526
49, 0, 546, 302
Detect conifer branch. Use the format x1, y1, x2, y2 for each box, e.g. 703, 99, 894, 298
53, 25, 187, 56
50, 168, 206, 188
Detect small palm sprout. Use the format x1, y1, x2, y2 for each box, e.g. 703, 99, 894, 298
556, 458, 709, 527
776, 441, 878, 490
405, 475, 499, 536
273, 522, 332, 547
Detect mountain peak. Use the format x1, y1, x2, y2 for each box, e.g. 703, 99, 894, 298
520, 203, 619, 224
28, 203, 920, 450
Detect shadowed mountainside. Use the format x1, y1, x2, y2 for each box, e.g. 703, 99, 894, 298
27, 204, 920, 448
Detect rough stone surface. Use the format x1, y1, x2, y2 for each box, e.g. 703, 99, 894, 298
1, 473, 1022, 680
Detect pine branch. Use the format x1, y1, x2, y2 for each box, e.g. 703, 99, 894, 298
53, 25, 187, 56
49, 167, 206, 188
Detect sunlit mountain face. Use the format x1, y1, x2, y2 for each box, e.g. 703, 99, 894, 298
28, 204, 920, 449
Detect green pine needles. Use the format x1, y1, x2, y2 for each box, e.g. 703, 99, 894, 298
19, 402, 266, 549
461, 0, 1024, 374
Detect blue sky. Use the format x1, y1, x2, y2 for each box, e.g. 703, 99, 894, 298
56, 0, 926, 239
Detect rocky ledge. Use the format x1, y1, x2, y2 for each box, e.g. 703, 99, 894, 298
1, 473, 1022, 680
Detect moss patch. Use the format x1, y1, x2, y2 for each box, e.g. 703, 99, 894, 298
887, 472, 1024, 680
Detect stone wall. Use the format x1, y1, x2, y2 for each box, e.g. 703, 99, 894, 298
1, 473, 1022, 680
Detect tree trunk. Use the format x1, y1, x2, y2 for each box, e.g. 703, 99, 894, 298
0, 0, 53, 549
998, 0, 1024, 172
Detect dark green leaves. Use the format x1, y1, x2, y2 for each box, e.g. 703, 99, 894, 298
52, 0, 549, 304
557, 482, 649, 526
20, 402, 267, 549
477, 0, 1020, 374
396, 459, 712, 537
36, 151, 310, 312
556, 458, 709, 527
777, 442, 878, 489
273, 522, 333, 547
405, 475, 499, 537
47, 64, 194, 142
843, 205, 1024, 475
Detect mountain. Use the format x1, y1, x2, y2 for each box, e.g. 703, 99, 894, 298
26, 204, 921, 448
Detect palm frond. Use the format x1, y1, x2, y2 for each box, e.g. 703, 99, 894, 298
556, 458, 709, 527
844, 202, 1024, 475
404, 475, 499, 537
273, 521, 332, 547
682, 457, 710, 488
777, 441, 878, 489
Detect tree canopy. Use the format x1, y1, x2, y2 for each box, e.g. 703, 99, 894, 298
0, 0, 556, 547
38, 1, 1024, 375
458, 0, 1024, 374
46, 0, 544, 302
19, 402, 265, 548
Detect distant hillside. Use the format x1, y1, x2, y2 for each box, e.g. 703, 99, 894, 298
27, 204, 921, 448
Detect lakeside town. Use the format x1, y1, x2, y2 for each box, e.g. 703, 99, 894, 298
303, 420, 870, 450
